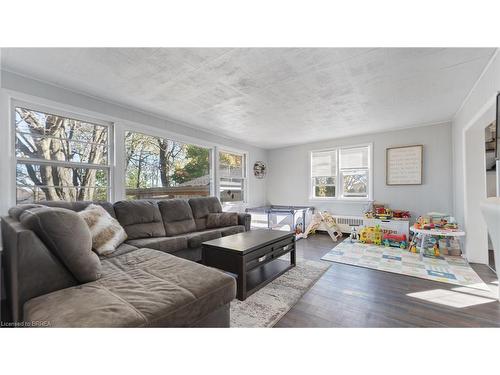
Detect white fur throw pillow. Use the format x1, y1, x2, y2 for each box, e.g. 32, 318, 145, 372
78, 204, 127, 256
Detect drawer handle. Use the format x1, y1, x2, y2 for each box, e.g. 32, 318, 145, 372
258, 255, 267, 262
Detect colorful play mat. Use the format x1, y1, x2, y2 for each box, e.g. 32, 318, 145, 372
321, 240, 489, 290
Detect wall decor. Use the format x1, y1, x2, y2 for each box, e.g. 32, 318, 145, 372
386, 145, 423, 185
253, 161, 267, 179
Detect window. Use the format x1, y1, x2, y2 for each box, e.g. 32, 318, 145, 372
310, 144, 371, 200
339, 146, 369, 198
218, 150, 246, 203
15, 106, 110, 203
311, 150, 337, 198
125, 131, 211, 200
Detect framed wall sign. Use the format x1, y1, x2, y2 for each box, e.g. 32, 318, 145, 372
386, 145, 423, 185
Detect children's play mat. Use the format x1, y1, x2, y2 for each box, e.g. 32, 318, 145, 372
321, 240, 490, 289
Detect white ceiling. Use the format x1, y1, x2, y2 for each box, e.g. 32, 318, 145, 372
1, 48, 495, 149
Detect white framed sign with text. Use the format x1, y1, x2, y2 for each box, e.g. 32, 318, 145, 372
386, 145, 423, 185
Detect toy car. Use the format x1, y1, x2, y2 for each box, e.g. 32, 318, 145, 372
382, 233, 407, 249
393, 210, 410, 219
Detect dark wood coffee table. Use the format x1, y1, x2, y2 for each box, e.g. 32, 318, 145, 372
202, 230, 296, 301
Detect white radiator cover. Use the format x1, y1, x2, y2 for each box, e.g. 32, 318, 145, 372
317, 215, 364, 233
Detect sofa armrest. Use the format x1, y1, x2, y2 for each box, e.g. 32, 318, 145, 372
237, 213, 251, 231
1, 216, 77, 323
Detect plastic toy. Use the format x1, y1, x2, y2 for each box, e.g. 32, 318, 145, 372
428, 212, 448, 224
414, 216, 433, 229
295, 222, 303, 235
425, 237, 440, 257
392, 210, 411, 219
415, 214, 460, 232
349, 226, 359, 243
409, 242, 418, 253
444, 222, 458, 230
382, 233, 407, 249
359, 225, 382, 245
438, 237, 461, 256
408, 235, 418, 253
375, 207, 393, 220
365, 203, 410, 221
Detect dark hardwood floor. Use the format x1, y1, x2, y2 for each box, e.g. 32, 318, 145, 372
275, 233, 500, 327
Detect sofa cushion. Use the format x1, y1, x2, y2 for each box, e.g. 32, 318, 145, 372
8, 204, 45, 221
78, 204, 127, 256
219, 225, 246, 237
101, 242, 138, 259
158, 199, 196, 236
126, 236, 187, 253
114, 200, 166, 239
188, 197, 223, 231
19, 207, 102, 283
173, 247, 202, 262
206, 212, 239, 229
40, 201, 116, 218
186, 229, 222, 249
23, 248, 236, 327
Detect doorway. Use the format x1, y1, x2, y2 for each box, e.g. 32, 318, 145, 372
485, 121, 497, 271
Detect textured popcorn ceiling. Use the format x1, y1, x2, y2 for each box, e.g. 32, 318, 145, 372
1, 48, 495, 148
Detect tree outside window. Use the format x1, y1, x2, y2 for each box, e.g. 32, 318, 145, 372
125, 131, 211, 199
15, 107, 110, 203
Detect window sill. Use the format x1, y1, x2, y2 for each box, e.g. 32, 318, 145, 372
309, 198, 373, 204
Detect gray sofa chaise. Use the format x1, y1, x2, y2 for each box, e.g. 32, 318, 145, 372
1, 197, 251, 327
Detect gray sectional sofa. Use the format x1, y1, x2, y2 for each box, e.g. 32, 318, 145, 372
1, 197, 251, 327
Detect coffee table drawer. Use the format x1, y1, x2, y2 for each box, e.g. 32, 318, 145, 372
271, 237, 294, 251
272, 242, 295, 258
245, 243, 274, 261
246, 252, 273, 270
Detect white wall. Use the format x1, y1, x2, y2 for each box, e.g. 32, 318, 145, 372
487, 171, 497, 198
0, 70, 269, 214
452, 49, 499, 264
267, 122, 453, 219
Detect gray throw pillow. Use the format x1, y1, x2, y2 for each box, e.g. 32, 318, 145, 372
206, 212, 239, 228
20, 207, 102, 283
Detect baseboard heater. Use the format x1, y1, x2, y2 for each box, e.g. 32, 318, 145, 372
317, 215, 364, 234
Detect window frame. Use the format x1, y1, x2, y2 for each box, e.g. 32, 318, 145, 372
310, 149, 338, 200
216, 148, 248, 205
309, 143, 373, 202
12, 100, 114, 204
123, 129, 213, 200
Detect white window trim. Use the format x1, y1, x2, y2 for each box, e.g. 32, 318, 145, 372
5, 91, 252, 207
11, 99, 114, 203
216, 147, 249, 205
309, 142, 373, 202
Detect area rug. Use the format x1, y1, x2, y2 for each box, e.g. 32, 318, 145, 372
321, 240, 489, 290
230, 259, 330, 328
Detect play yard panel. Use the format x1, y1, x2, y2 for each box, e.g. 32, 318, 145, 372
245, 205, 314, 233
